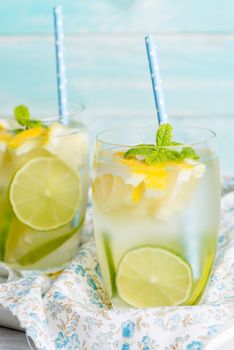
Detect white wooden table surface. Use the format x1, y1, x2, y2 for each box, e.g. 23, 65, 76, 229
0, 327, 30, 350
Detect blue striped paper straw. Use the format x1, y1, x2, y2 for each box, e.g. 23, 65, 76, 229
145, 35, 168, 124
53, 6, 68, 123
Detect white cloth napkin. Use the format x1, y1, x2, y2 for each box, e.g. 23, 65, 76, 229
0, 179, 233, 350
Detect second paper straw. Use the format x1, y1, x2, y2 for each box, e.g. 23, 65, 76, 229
53, 6, 68, 123
145, 35, 168, 124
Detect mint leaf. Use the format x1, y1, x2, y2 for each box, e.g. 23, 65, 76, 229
137, 144, 156, 147
145, 149, 181, 165
123, 123, 200, 165
181, 147, 199, 160
13, 128, 25, 134
145, 149, 167, 164
164, 149, 182, 161
14, 105, 44, 129
14, 105, 31, 127
156, 123, 173, 146
124, 145, 156, 159
27, 120, 42, 128
169, 141, 183, 146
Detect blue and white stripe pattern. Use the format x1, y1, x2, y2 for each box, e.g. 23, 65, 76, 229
53, 6, 68, 123
145, 35, 168, 124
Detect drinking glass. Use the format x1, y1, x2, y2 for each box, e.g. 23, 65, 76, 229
0, 109, 89, 272
92, 124, 220, 308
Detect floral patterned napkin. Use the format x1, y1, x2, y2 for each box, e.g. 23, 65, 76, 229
0, 180, 234, 350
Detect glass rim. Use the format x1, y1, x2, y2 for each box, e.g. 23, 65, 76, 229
0, 102, 87, 137
96, 123, 216, 148
0, 101, 85, 123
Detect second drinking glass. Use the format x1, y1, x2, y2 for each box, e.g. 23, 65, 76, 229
0, 106, 89, 272
92, 124, 220, 308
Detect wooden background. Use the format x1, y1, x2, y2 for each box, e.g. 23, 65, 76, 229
0, 1, 233, 170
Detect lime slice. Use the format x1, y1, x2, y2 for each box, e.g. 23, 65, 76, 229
116, 247, 192, 307
9, 157, 81, 231
8, 127, 46, 156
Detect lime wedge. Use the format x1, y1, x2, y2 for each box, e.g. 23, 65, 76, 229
102, 233, 116, 296
0, 210, 12, 260
18, 226, 79, 266
9, 157, 81, 231
116, 247, 192, 307
3, 216, 83, 268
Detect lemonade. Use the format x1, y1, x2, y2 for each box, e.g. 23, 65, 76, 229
0, 106, 89, 271
92, 124, 220, 307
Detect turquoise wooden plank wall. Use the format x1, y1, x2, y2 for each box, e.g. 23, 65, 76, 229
0, 1, 233, 115
0, 1, 233, 173
1, 35, 234, 116
0, 1, 233, 33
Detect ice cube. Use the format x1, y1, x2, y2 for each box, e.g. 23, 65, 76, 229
153, 163, 206, 221
44, 123, 89, 169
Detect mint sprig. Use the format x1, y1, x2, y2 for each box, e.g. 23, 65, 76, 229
124, 123, 199, 165
156, 123, 172, 146
14, 105, 42, 129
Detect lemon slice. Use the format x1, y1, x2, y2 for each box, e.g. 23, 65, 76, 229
9, 157, 81, 231
92, 174, 134, 212
92, 174, 145, 212
116, 246, 192, 307
8, 127, 46, 155
120, 156, 168, 190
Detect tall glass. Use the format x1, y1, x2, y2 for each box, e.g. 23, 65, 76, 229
0, 111, 89, 272
92, 125, 220, 308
